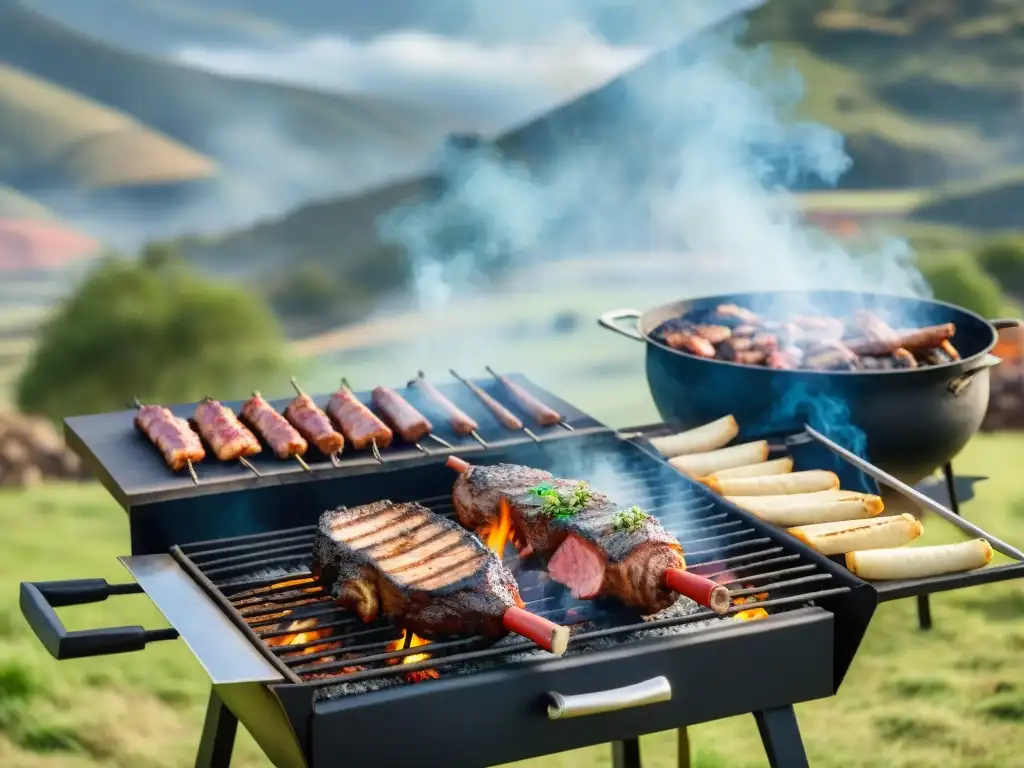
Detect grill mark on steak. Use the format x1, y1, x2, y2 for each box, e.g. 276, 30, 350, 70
313, 500, 522, 639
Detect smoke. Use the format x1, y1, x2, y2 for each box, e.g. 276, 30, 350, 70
376, 6, 930, 341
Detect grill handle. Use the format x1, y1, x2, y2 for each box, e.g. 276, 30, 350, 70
546, 676, 672, 720
20, 578, 179, 660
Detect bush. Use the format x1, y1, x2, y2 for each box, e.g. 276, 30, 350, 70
919, 255, 1007, 319
976, 239, 1024, 295
16, 251, 289, 422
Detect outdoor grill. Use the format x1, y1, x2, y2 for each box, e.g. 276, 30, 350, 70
19, 374, 1024, 768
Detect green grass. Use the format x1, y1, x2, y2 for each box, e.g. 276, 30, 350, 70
2, 424, 1024, 765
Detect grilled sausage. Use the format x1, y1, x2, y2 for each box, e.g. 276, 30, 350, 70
456, 374, 524, 430
371, 386, 433, 443
491, 373, 562, 426
240, 393, 308, 459
134, 405, 206, 471
410, 374, 479, 435
194, 399, 262, 462
285, 394, 345, 455
326, 386, 394, 450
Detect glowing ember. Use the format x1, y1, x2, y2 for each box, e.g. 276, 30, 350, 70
387, 630, 440, 682
480, 497, 515, 556
734, 607, 769, 622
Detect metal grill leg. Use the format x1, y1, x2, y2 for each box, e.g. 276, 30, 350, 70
754, 705, 809, 768
611, 739, 642, 768
918, 462, 960, 632
195, 689, 237, 768
678, 727, 691, 768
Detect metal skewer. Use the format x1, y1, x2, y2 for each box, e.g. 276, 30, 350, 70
801, 425, 1024, 562
415, 370, 488, 448
339, 378, 385, 463
252, 390, 311, 472
485, 365, 574, 432
131, 396, 201, 484
290, 376, 343, 467
449, 368, 541, 442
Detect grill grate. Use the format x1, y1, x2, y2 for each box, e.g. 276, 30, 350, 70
171, 449, 851, 690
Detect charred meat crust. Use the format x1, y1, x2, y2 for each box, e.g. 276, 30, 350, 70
452, 463, 553, 530
312, 500, 522, 639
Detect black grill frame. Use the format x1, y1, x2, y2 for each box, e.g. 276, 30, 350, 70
167, 432, 875, 693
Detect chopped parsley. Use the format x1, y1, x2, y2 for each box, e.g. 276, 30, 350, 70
612, 506, 651, 534
528, 481, 592, 520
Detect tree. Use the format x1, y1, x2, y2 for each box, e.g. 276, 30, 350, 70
16, 252, 289, 422
976, 238, 1024, 296
919, 255, 1007, 319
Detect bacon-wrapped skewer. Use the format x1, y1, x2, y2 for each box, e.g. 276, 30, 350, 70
365, 380, 453, 454
193, 397, 262, 476
132, 398, 203, 483
240, 392, 311, 471
326, 380, 392, 463
286, 378, 345, 465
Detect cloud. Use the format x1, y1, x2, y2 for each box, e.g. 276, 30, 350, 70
174, 29, 651, 129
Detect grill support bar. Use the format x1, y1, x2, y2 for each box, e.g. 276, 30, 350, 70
610, 706, 807, 768
196, 690, 237, 768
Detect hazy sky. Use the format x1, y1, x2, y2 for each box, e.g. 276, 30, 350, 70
174, 28, 651, 130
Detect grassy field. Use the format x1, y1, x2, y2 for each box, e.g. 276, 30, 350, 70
1, 418, 1023, 766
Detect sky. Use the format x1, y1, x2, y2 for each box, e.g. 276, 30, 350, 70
174, 28, 652, 131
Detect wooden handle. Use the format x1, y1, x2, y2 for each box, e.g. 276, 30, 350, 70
503, 607, 569, 655
446, 456, 471, 473
664, 569, 730, 614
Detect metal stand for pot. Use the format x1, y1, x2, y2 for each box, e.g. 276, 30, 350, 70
915, 461, 960, 631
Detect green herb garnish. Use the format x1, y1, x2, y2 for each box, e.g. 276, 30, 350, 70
612, 506, 651, 533
528, 481, 592, 520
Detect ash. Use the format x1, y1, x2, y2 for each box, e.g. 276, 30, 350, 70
313, 597, 724, 702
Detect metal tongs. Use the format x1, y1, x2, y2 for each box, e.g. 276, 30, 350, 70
791, 426, 1024, 562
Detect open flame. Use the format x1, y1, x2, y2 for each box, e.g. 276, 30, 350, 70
264, 618, 339, 657
387, 630, 440, 682
480, 496, 515, 556
732, 588, 770, 622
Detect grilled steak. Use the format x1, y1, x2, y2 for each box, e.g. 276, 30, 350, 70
452, 465, 685, 614
312, 500, 523, 639
452, 463, 553, 529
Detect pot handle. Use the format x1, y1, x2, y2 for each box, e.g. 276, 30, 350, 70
20, 578, 179, 660
991, 318, 1022, 330
597, 309, 644, 341
948, 353, 1002, 397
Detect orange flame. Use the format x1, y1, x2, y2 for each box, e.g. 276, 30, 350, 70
264, 618, 338, 657
732, 590, 769, 622
387, 630, 440, 682
734, 608, 769, 622
480, 497, 515, 556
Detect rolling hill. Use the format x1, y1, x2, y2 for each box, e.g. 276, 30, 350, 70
0, 2, 499, 190
0, 62, 215, 190
181, 0, 1024, 285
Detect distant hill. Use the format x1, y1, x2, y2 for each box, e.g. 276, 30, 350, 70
0, 1, 502, 238
0, 63, 215, 191
0, 185, 56, 220
912, 171, 1024, 231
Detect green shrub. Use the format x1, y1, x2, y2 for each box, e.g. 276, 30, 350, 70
976, 238, 1024, 295
16, 249, 289, 422
919, 255, 1007, 318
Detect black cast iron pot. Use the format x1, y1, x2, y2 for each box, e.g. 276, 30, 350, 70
598, 290, 1020, 485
